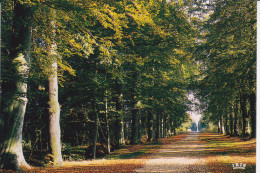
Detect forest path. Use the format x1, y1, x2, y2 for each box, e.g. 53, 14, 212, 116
18, 132, 255, 172
135, 132, 209, 173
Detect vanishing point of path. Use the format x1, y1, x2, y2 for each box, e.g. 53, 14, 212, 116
136, 132, 208, 173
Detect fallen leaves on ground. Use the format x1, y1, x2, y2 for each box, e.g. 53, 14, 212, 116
199, 133, 256, 173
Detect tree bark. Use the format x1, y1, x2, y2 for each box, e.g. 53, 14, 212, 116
0, 1, 32, 171
48, 60, 63, 165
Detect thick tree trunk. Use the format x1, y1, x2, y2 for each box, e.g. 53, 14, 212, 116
0, 2, 32, 171
249, 92, 256, 138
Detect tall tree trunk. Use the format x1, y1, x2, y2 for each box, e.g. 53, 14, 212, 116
119, 118, 125, 146
229, 113, 233, 136
147, 109, 153, 141
93, 112, 99, 159
130, 108, 139, 144
138, 116, 142, 142
163, 114, 167, 138
225, 114, 229, 135
92, 67, 98, 159
225, 114, 230, 135
218, 119, 220, 133
167, 118, 171, 137
155, 113, 160, 139
249, 92, 256, 138
48, 10, 63, 165
219, 115, 223, 134
172, 120, 176, 136
242, 116, 246, 137
130, 77, 139, 144
233, 101, 238, 136
104, 97, 111, 154
0, 1, 32, 171
159, 114, 163, 138
240, 93, 248, 137
48, 57, 63, 165
115, 81, 125, 147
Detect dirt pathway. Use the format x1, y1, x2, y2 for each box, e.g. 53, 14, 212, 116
136, 132, 209, 173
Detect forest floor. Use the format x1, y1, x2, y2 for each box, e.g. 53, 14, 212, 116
3, 132, 256, 173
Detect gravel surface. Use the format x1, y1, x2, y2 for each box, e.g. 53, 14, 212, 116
135, 132, 209, 173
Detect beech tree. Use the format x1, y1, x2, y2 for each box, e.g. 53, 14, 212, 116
47, 9, 63, 165
0, 1, 33, 170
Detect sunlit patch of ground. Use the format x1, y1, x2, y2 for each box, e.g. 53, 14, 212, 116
199, 133, 256, 173
136, 132, 209, 173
